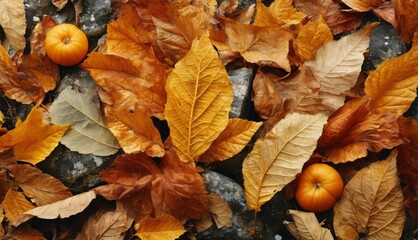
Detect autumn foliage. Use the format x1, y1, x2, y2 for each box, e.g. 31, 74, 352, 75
0, 0, 418, 239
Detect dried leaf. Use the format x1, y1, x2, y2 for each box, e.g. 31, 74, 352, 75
136, 215, 185, 240
305, 23, 376, 111
199, 119, 262, 162
5, 224, 46, 240
165, 34, 232, 162
3, 190, 34, 226
397, 116, 418, 191
13, 164, 72, 206
268, 0, 306, 26
243, 113, 328, 211
76, 201, 135, 240
317, 97, 402, 163
0, 0, 26, 50
48, 87, 120, 156
341, 0, 383, 12
296, 15, 333, 61
372, 1, 397, 29
29, 16, 57, 56
207, 194, 232, 229
365, 44, 418, 115
403, 186, 418, 218
253, 0, 286, 28
52, 0, 68, 11
393, 0, 418, 42
333, 150, 405, 239
0, 106, 69, 164
15, 191, 96, 227
284, 210, 333, 240
322, 0, 366, 35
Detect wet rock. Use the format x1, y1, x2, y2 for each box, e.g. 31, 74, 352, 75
229, 68, 254, 119
38, 144, 117, 194
57, 68, 97, 93
79, 0, 113, 38
199, 170, 252, 240
363, 21, 408, 73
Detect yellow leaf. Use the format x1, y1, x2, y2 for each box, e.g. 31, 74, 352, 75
268, 0, 306, 26
3, 190, 34, 226
284, 210, 333, 240
199, 119, 262, 162
243, 113, 328, 211
365, 44, 418, 115
296, 15, 333, 61
136, 215, 185, 240
0, 107, 69, 164
253, 0, 286, 28
164, 34, 233, 162
341, 0, 383, 12
333, 150, 405, 239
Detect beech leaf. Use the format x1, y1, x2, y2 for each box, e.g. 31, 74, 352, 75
164, 34, 233, 162
48, 87, 120, 156
136, 215, 185, 240
199, 119, 262, 162
243, 113, 328, 211
333, 150, 405, 239
284, 210, 333, 240
0, 0, 27, 50
3, 190, 34, 226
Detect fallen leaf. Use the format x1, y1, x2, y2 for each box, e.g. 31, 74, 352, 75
295, 15, 333, 61
76, 201, 135, 240
165, 34, 232, 162
3, 190, 34, 226
0, 106, 69, 164
48, 87, 120, 156
199, 119, 262, 162
5, 224, 46, 240
12, 164, 72, 206
305, 23, 376, 112
294, 0, 321, 19
365, 43, 418, 115
317, 97, 402, 163
0, 0, 26, 50
322, 0, 366, 35
397, 116, 418, 191
243, 113, 328, 211
136, 215, 185, 240
372, 1, 397, 29
393, 0, 418, 42
52, 0, 68, 11
14, 191, 96, 227
253, 0, 286, 28
29, 16, 57, 56
341, 0, 383, 12
403, 185, 418, 219
284, 210, 333, 240
207, 194, 232, 229
333, 150, 405, 239
268, 0, 306, 26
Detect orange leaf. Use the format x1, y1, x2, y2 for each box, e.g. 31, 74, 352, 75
317, 97, 402, 163
365, 44, 418, 114
136, 215, 185, 240
268, 0, 306, 26
397, 116, 418, 191
393, 0, 418, 42
341, 0, 383, 12
0, 107, 69, 164
6, 224, 46, 240
3, 190, 34, 226
253, 0, 286, 28
199, 119, 262, 162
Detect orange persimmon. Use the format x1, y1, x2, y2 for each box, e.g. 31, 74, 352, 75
45, 23, 88, 66
295, 163, 344, 212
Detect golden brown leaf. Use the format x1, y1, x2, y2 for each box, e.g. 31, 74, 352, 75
199, 119, 262, 162
3, 190, 34, 226
164, 34, 232, 162
268, 0, 306, 26
29, 16, 57, 56
284, 210, 333, 240
0, 107, 69, 164
341, 0, 383, 12
5, 224, 46, 240
317, 97, 402, 163
253, 0, 286, 28
207, 194, 232, 229
321, 0, 366, 35
365, 42, 418, 114
136, 215, 185, 240
13, 164, 72, 206
393, 0, 418, 43
243, 113, 328, 211
333, 150, 405, 239
296, 15, 333, 61
397, 116, 418, 191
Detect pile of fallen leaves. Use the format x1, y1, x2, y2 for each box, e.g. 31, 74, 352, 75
0, 0, 418, 239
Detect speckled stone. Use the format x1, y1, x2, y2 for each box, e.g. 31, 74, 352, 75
79, 0, 113, 38
229, 68, 254, 118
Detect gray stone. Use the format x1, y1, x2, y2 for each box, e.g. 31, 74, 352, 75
25, 0, 75, 31
79, 0, 113, 38
58, 68, 97, 93
199, 170, 252, 240
363, 21, 407, 72
229, 68, 254, 118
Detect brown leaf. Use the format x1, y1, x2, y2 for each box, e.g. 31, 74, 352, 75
284, 210, 333, 240
403, 185, 418, 219
341, 0, 383, 12
52, 0, 68, 11
393, 0, 418, 43
294, 0, 321, 19
136, 215, 185, 240
76, 201, 135, 240
397, 116, 418, 191
372, 1, 397, 29
3, 190, 34, 226
199, 119, 262, 162
333, 150, 405, 239
321, 0, 366, 35
207, 194, 232, 229
4, 224, 46, 240
317, 97, 402, 163
13, 164, 72, 206
29, 16, 57, 56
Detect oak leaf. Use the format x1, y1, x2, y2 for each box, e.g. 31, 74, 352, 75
243, 113, 328, 211
333, 150, 405, 239
199, 119, 262, 162
136, 215, 185, 240
0, 0, 26, 50
393, 0, 418, 42
317, 97, 402, 163
48, 87, 120, 156
284, 210, 333, 240
365, 43, 418, 115
397, 116, 418, 191
3, 190, 34, 226
0, 106, 69, 164
341, 0, 383, 12
164, 34, 232, 162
